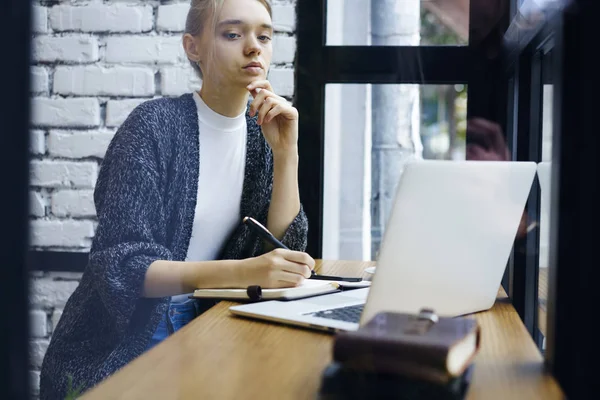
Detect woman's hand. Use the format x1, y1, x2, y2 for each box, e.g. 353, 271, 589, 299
237, 248, 315, 288
247, 80, 299, 156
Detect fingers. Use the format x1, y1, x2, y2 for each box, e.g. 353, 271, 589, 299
274, 269, 308, 287
268, 274, 304, 288
263, 105, 282, 125
247, 80, 290, 120
257, 97, 278, 125
280, 260, 312, 279
250, 248, 316, 288
248, 88, 269, 117
272, 248, 315, 270
248, 88, 286, 119
247, 80, 274, 93
264, 104, 298, 124
253, 95, 296, 125
257, 100, 297, 125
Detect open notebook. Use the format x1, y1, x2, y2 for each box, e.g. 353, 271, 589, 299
191, 279, 370, 302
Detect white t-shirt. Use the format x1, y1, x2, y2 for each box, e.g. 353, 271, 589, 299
171, 92, 247, 303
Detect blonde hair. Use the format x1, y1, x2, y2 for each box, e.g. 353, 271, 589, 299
184, 0, 273, 79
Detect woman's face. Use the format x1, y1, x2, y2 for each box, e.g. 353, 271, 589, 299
196, 0, 273, 88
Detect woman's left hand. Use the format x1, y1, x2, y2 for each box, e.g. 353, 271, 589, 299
247, 80, 298, 156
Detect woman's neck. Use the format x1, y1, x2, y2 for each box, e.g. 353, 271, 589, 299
199, 81, 249, 117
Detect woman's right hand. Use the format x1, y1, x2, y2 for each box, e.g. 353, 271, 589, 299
237, 248, 315, 288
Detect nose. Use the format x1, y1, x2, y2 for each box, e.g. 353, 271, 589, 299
244, 36, 261, 56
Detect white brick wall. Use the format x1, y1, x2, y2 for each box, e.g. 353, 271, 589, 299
105, 36, 187, 63
30, 67, 49, 95
32, 97, 101, 128
160, 66, 202, 96
30, 310, 48, 338
29, 1, 297, 396
156, 3, 190, 32
105, 99, 147, 126
30, 192, 47, 217
32, 6, 49, 34
49, 4, 154, 33
52, 190, 96, 218
30, 130, 46, 155
48, 129, 115, 159
53, 66, 155, 97
272, 35, 296, 64
30, 160, 98, 188
32, 35, 99, 63
272, 4, 296, 33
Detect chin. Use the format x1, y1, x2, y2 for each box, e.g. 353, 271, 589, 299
247, 75, 265, 82
240, 76, 261, 88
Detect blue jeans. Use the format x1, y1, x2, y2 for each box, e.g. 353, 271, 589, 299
146, 298, 201, 351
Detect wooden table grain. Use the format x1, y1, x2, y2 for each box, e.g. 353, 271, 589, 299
81, 260, 563, 400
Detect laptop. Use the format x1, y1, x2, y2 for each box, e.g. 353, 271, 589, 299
230, 160, 537, 332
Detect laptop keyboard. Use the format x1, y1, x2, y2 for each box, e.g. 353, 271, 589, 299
306, 304, 364, 323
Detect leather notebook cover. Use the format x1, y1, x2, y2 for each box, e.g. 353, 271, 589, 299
332, 310, 481, 384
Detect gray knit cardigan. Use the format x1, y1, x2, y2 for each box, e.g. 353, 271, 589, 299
39, 93, 308, 399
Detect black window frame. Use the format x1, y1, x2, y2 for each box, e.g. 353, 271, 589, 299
295, 1, 516, 313
2, 0, 31, 398
295, 1, 508, 259
504, 1, 556, 348
542, 1, 597, 398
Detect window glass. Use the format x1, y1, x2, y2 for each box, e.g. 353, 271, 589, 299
326, 0, 469, 46
323, 83, 467, 259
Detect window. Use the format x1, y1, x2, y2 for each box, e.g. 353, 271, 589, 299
298, 0, 597, 397
296, 1, 486, 259
323, 83, 467, 260
538, 55, 553, 350
326, 0, 469, 46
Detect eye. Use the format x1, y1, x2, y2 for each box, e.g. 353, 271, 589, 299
258, 35, 272, 42
224, 32, 240, 40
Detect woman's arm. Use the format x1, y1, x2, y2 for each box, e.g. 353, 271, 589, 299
144, 247, 314, 297
246, 81, 308, 252
143, 259, 242, 297
267, 149, 301, 243
88, 102, 175, 335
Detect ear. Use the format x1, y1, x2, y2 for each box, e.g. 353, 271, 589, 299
183, 33, 202, 63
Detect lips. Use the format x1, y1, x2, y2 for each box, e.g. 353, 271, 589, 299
243, 62, 262, 69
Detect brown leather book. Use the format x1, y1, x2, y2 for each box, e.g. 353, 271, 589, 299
332, 309, 481, 385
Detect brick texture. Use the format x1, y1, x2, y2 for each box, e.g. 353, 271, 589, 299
53, 66, 155, 97
49, 4, 153, 33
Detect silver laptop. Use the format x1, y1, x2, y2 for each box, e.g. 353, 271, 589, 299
229, 160, 537, 332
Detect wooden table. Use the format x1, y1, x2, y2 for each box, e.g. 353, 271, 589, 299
81, 260, 564, 400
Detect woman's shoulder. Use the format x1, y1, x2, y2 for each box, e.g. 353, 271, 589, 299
100, 94, 195, 171
126, 93, 195, 130
112, 93, 196, 147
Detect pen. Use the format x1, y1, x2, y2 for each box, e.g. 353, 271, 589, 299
242, 216, 362, 282
309, 274, 362, 282
243, 216, 316, 276
243, 216, 290, 250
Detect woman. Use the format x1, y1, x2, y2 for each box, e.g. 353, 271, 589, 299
40, 0, 313, 398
